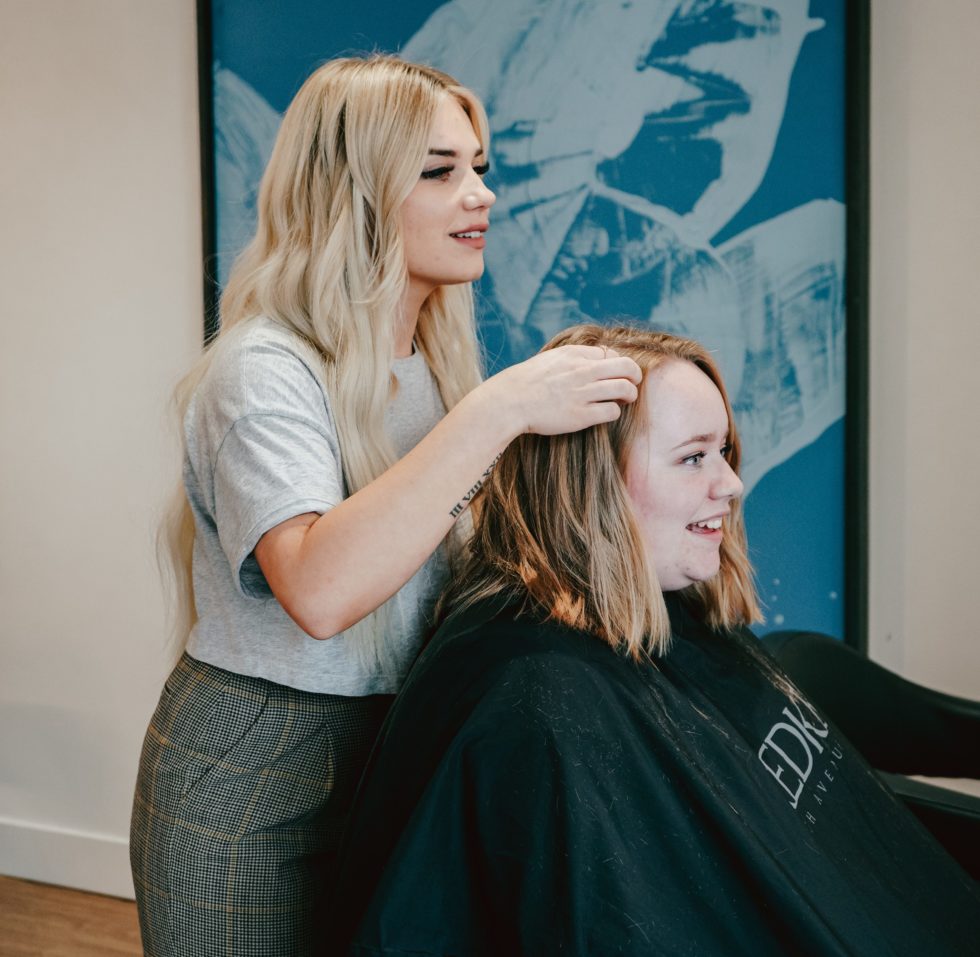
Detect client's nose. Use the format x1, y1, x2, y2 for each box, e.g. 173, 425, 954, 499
712, 459, 744, 500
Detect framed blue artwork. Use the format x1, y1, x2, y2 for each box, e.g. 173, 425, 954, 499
197, 0, 869, 648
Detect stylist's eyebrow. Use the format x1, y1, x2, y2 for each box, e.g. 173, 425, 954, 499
671, 433, 723, 451
428, 147, 485, 158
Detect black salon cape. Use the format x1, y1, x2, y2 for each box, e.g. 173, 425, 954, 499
326, 597, 979, 956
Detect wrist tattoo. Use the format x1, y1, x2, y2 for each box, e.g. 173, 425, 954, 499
449, 453, 502, 518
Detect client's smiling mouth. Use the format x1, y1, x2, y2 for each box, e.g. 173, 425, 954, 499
687, 518, 723, 533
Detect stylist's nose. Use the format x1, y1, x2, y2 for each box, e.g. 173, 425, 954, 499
464, 172, 495, 211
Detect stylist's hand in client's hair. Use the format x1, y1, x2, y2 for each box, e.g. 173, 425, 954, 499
487, 345, 642, 435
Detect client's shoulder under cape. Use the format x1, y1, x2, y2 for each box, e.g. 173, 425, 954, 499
329, 598, 980, 957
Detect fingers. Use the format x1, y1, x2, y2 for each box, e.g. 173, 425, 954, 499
583, 401, 625, 427
551, 345, 642, 385
493, 343, 643, 437
594, 355, 643, 386
585, 373, 640, 404
573, 377, 637, 431
557, 344, 622, 359
532, 401, 622, 436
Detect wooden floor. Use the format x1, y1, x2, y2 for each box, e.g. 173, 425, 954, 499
0, 876, 141, 956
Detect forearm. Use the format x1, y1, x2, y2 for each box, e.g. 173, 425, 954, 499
260, 387, 515, 638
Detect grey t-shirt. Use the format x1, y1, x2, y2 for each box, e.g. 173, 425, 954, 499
183, 316, 449, 695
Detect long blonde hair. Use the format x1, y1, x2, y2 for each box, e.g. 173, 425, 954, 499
161, 55, 487, 659
443, 324, 762, 660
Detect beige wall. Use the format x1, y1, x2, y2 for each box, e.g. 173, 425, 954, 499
0, 0, 201, 896
868, 0, 980, 697
0, 0, 977, 899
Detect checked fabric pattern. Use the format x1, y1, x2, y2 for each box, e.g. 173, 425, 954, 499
130, 653, 390, 956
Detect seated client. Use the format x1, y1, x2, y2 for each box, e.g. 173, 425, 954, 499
329, 325, 979, 956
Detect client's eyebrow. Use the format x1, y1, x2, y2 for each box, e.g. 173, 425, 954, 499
671, 433, 723, 451
428, 147, 485, 158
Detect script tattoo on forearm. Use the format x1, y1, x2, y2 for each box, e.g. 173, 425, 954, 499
449, 454, 502, 518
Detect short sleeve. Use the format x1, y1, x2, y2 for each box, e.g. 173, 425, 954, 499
184, 322, 347, 600
213, 411, 342, 598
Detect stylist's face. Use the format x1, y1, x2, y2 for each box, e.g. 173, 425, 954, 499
625, 360, 743, 591
400, 95, 496, 304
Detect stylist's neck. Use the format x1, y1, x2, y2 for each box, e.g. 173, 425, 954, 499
395, 282, 433, 358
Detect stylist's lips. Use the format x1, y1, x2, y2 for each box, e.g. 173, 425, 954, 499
450, 225, 487, 249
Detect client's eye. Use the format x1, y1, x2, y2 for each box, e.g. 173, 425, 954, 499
720, 443, 732, 458
682, 452, 706, 467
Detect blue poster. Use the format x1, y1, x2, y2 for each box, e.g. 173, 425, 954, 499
211, 0, 847, 637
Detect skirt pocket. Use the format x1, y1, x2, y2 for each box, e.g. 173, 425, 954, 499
136, 654, 270, 816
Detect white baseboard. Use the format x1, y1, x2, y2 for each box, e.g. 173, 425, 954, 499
0, 816, 134, 900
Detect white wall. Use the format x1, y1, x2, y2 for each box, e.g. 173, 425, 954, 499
0, 0, 202, 897
0, 0, 977, 901
867, 0, 980, 697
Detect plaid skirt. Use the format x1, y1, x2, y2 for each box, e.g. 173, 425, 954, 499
130, 653, 392, 957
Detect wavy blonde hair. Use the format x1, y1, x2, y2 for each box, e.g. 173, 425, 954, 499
161, 55, 487, 661
443, 324, 762, 660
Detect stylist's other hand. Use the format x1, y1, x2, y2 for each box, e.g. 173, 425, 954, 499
488, 345, 642, 436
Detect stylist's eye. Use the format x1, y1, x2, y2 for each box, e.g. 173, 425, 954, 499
720, 443, 732, 458
682, 452, 706, 467
421, 165, 454, 181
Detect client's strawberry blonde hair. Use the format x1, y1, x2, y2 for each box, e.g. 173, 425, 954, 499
444, 324, 762, 659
